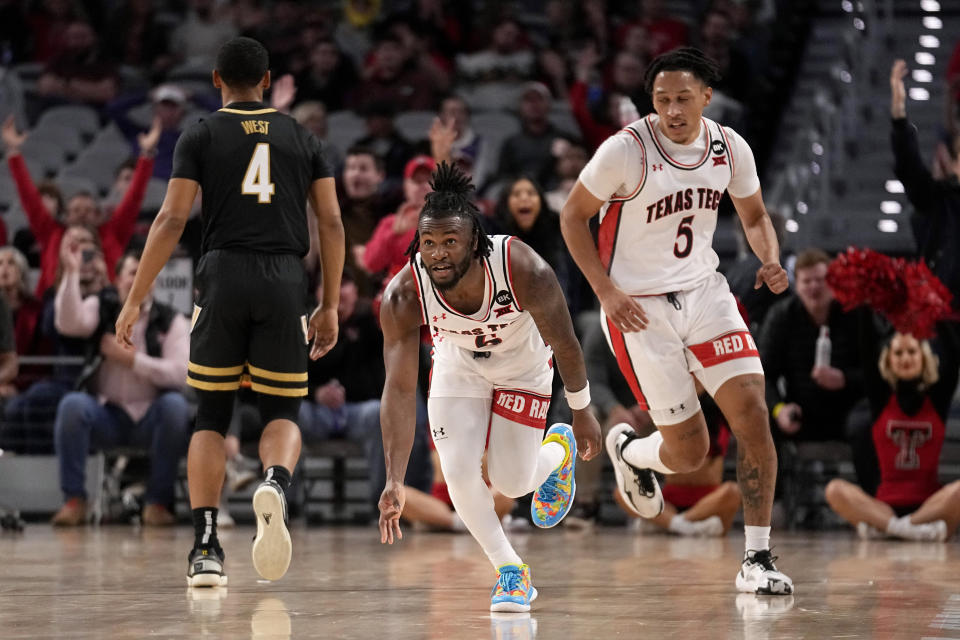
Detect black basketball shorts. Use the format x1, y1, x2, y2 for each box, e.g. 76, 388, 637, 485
187, 249, 309, 397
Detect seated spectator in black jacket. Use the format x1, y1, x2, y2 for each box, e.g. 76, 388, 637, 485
890, 59, 960, 305
758, 249, 869, 483
299, 271, 431, 508
50, 249, 191, 527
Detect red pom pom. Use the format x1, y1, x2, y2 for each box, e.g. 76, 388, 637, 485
827, 248, 952, 339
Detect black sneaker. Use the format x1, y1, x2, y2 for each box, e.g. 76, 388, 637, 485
251, 479, 291, 581
605, 423, 664, 518
187, 546, 227, 587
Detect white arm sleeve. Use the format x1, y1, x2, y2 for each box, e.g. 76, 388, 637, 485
578, 133, 631, 202
724, 126, 762, 198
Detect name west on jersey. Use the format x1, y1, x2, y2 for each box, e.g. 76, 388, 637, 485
646, 187, 723, 223
241, 120, 270, 135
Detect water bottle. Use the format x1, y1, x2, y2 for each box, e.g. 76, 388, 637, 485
814, 326, 832, 368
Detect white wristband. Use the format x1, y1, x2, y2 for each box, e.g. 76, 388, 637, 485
565, 383, 591, 411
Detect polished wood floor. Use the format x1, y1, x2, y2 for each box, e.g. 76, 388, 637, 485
1, 524, 959, 639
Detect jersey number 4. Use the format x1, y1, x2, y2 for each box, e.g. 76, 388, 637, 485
673, 215, 695, 259
242, 143, 275, 204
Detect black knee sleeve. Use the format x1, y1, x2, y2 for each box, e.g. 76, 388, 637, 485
194, 389, 236, 436
258, 393, 302, 425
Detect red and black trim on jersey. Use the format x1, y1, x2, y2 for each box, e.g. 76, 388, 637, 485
644, 115, 712, 171
409, 259, 429, 325
499, 236, 524, 312
605, 316, 649, 409
431, 254, 495, 322
597, 127, 648, 274
715, 122, 735, 181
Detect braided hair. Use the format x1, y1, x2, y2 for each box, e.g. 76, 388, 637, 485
405, 161, 493, 262
644, 47, 721, 95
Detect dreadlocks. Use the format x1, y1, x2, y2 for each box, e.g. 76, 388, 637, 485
405, 161, 493, 262
644, 47, 721, 95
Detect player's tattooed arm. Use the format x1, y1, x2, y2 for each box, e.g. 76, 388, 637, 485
378, 270, 424, 543
379, 270, 423, 484
510, 240, 602, 459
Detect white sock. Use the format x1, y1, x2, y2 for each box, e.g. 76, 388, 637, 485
745, 525, 770, 552
621, 431, 676, 474
668, 514, 695, 535
532, 441, 567, 489
884, 515, 903, 535
450, 511, 467, 532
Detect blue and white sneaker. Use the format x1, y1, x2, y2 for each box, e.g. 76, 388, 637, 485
490, 564, 538, 612
531, 423, 577, 528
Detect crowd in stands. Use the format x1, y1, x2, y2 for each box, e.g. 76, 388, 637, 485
0, 0, 956, 543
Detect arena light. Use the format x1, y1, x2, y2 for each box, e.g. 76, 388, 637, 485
915, 52, 936, 65
920, 0, 940, 11
878, 219, 899, 233
785, 219, 799, 233
839, 69, 853, 83
812, 142, 824, 156
796, 201, 809, 214
811, 162, 821, 175
909, 87, 930, 100
923, 16, 942, 28
912, 69, 933, 82
853, 17, 865, 30
920, 35, 940, 47
841, 0, 853, 11
885, 180, 904, 193
881, 200, 902, 214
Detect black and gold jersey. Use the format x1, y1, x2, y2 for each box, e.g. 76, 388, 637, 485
171, 101, 332, 257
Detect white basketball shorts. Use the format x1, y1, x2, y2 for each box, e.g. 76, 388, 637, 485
600, 272, 763, 425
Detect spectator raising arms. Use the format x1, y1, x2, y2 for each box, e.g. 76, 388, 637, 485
2, 116, 158, 296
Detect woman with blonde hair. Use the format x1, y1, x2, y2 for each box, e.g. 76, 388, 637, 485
825, 313, 960, 541
0, 246, 44, 368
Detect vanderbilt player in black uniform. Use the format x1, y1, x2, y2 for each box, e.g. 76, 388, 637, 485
116, 37, 345, 586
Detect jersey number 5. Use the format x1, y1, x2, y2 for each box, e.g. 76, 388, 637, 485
242, 143, 275, 204
673, 215, 695, 259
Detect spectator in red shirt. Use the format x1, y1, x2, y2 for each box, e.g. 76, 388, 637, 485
826, 317, 960, 542
361, 155, 435, 292
1, 116, 157, 296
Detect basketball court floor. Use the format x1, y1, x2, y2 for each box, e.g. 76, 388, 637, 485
1, 526, 958, 639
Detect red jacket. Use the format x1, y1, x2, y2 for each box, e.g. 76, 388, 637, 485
8, 153, 153, 296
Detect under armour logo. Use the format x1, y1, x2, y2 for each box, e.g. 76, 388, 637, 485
713, 156, 727, 167
433, 427, 446, 439
651, 163, 664, 171
194, 563, 203, 572
263, 513, 272, 525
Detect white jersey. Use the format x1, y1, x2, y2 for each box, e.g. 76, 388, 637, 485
410, 234, 542, 355
579, 114, 761, 296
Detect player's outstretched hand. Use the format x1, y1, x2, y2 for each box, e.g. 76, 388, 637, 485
115, 303, 140, 349
308, 306, 338, 360
754, 262, 788, 294
571, 408, 602, 461
378, 481, 405, 544
597, 285, 648, 333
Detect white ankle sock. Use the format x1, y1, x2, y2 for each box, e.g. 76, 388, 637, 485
668, 514, 694, 535
621, 431, 676, 474
745, 525, 770, 552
